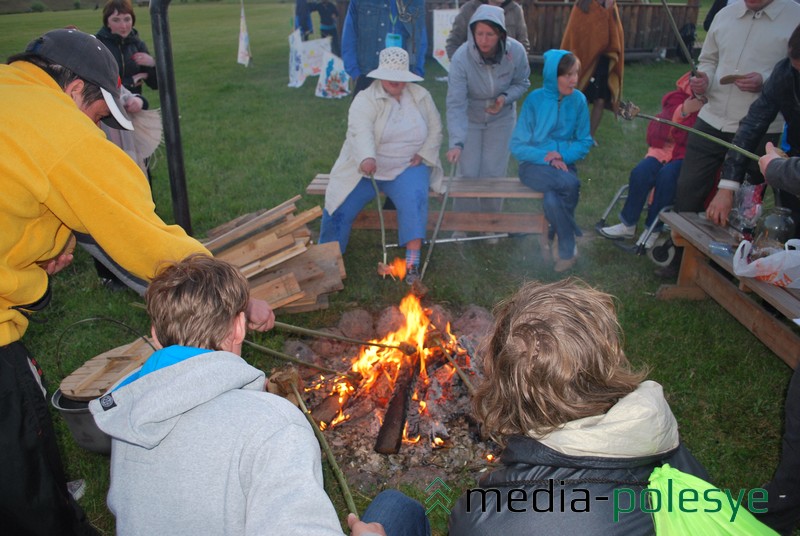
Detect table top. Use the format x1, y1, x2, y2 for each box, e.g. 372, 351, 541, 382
661, 211, 800, 322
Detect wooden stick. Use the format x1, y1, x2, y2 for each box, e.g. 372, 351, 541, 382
289, 381, 358, 517
433, 338, 476, 396
374, 353, 420, 454
273, 321, 416, 355
243, 339, 359, 381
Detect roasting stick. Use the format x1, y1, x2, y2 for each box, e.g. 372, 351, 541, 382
659, 0, 697, 78
420, 162, 457, 281
244, 339, 360, 381
368, 172, 389, 269
273, 320, 417, 355
618, 101, 760, 161
268, 368, 359, 517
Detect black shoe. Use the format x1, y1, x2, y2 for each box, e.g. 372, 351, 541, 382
101, 277, 127, 292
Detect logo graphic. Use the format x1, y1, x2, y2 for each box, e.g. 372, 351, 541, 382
99, 393, 117, 411
425, 477, 453, 515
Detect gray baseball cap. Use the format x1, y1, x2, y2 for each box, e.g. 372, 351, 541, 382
25, 28, 134, 130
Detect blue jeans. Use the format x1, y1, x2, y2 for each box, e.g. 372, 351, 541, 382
619, 157, 682, 229
519, 161, 581, 260
362, 490, 430, 536
319, 165, 430, 253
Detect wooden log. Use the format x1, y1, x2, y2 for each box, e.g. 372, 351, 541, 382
374, 353, 420, 455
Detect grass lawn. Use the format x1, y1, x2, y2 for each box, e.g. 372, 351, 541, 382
1, 1, 795, 534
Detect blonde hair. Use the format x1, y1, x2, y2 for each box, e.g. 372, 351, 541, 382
145, 254, 249, 350
474, 278, 646, 444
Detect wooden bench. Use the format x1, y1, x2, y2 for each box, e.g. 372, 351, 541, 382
657, 211, 800, 369
306, 174, 547, 234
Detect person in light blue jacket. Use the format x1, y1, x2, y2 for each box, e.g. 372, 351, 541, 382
511, 49, 593, 272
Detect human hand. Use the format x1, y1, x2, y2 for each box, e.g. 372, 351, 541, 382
549, 158, 568, 171
42, 252, 74, 275
246, 298, 275, 331
360, 158, 377, 176
124, 96, 144, 114
734, 72, 763, 93
132, 52, 156, 67
544, 151, 562, 163
705, 189, 734, 226
409, 154, 423, 167
689, 71, 709, 97
446, 147, 462, 164
760, 142, 785, 178
485, 95, 506, 115
347, 513, 387, 536
681, 96, 704, 116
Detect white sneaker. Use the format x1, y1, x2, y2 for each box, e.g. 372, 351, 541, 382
599, 223, 636, 240
643, 231, 661, 250
67, 479, 86, 501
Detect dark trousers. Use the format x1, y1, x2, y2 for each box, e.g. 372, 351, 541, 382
756, 366, 800, 535
0, 342, 98, 535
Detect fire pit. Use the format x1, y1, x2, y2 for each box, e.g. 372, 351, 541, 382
281, 293, 500, 490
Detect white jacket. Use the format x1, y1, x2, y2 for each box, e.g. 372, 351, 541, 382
325, 80, 444, 214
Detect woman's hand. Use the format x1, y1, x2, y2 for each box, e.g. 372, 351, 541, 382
124, 96, 144, 114
409, 154, 423, 167
760, 142, 785, 178
360, 158, 377, 176
734, 72, 763, 94
485, 95, 506, 115
446, 147, 462, 164
689, 71, 709, 98
545, 151, 567, 171
131, 52, 156, 68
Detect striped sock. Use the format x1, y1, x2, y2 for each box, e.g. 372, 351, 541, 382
406, 248, 420, 269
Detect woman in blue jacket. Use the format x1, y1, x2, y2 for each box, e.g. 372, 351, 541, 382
511, 49, 593, 272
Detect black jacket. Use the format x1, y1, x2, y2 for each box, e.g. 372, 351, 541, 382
722, 57, 800, 184
448, 435, 709, 535
96, 26, 158, 97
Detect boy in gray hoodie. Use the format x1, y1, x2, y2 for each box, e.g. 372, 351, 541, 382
90, 254, 427, 536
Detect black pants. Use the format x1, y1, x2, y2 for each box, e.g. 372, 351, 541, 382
756, 366, 800, 535
0, 342, 98, 535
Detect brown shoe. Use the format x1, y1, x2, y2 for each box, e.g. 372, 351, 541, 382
554, 256, 578, 273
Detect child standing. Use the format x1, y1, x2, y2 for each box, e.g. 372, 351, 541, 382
310, 0, 341, 57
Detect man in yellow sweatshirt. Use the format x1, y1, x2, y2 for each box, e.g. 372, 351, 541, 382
0, 29, 274, 534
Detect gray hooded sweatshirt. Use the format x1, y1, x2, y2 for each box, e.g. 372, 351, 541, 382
446, 3, 531, 150
90, 351, 344, 536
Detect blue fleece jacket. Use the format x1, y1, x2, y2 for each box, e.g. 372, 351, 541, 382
510, 49, 593, 165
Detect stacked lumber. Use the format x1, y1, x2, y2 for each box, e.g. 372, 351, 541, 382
203, 196, 345, 313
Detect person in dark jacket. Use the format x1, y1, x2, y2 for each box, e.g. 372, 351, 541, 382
448, 278, 709, 535
720, 22, 800, 236
96, 0, 157, 99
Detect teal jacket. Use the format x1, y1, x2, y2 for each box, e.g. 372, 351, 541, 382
510, 49, 593, 165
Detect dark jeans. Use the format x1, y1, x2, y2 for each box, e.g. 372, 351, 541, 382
619, 157, 682, 229
362, 489, 430, 536
0, 342, 98, 535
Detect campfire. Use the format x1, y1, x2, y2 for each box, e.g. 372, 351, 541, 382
283, 293, 499, 489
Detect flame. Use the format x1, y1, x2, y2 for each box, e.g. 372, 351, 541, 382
486, 453, 495, 462
433, 437, 445, 447
330, 408, 349, 427
402, 422, 420, 443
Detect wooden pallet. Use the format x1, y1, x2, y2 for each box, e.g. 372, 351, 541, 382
60, 338, 155, 401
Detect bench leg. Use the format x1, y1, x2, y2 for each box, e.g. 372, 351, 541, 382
656, 234, 707, 300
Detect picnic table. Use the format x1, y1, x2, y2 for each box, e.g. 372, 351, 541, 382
657, 211, 800, 369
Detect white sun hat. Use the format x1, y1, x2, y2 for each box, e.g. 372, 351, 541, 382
367, 47, 423, 83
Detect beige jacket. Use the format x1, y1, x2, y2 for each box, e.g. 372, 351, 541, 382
325, 81, 444, 214
697, 0, 800, 133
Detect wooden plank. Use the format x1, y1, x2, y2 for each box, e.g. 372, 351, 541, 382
215, 233, 294, 268
240, 240, 309, 279
307, 174, 543, 199
205, 208, 267, 240
249, 273, 305, 308
203, 196, 301, 253
352, 210, 546, 234
694, 261, 799, 369
278, 294, 330, 314
270, 206, 323, 237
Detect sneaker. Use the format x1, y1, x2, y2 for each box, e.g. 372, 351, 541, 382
599, 223, 636, 240
405, 265, 420, 285
643, 231, 661, 250
67, 479, 86, 501
450, 231, 467, 240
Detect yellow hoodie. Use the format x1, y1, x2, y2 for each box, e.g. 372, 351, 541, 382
0, 61, 207, 346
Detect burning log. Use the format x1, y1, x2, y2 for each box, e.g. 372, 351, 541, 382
374, 352, 420, 454
311, 379, 354, 426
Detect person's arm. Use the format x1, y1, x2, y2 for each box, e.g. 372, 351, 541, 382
509, 3, 530, 53
558, 97, 593, 164
346, 91, 379, 170
762, 144, 800, 197
445, 55, 470, 151
341, 0, 360, 79
412, 1, 427, 78
134, 40, 158, 90
416, 89, 443, 168
502, 42, 531, 105
445, 7, 470, 60
509, 95, 556, 165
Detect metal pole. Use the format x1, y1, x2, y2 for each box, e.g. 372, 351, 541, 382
150, 0, 193, 235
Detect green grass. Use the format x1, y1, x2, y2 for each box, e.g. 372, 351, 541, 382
1, 1, 795, 534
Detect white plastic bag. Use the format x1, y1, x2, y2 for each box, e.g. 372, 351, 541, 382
733, 239, 800, 288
